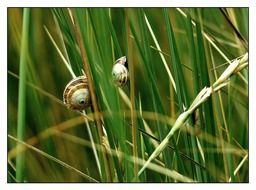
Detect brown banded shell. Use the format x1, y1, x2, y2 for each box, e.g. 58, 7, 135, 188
112, 56, 129, 87
63, 75, 91, 110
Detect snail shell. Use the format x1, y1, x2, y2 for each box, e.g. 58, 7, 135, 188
112, 56, 129, 87
63, 75, 91, 110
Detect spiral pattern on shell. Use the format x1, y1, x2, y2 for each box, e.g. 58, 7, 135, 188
112, 56, 129, 87
63, 75, 91, 110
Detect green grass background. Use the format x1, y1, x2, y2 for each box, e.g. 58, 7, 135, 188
8, 8, 248, 182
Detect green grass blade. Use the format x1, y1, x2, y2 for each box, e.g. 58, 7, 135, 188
162, 8, 194, 177
194, 9, 217, 180
185, 10, 203, 182
16, 8, 31, 182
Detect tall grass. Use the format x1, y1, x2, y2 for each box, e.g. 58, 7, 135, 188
8, 8, 248, 182
15, 8, 30, 182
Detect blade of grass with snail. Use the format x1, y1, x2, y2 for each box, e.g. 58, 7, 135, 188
72, 8, 111, 182
104, 8, 133, 181
52, 8, 107, 181
44, 21, 103, 178
90, 8, 129, 182
76, 8, 131, 181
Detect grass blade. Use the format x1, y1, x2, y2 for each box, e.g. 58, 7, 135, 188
16, 8, 30, 182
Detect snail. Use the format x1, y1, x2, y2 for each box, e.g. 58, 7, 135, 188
112, 56, 129, 87
63, 75, 91, 110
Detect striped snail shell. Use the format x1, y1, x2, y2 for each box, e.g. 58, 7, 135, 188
112, 56, 129, 87
63, 75, 91, 110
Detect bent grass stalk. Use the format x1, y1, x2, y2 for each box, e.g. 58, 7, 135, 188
138, 53, 248, 176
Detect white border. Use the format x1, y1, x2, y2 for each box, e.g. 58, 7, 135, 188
249, 2, 255, 186
3, 0, 252, 8
0, 1, 7, 187
0, 1, 254, 190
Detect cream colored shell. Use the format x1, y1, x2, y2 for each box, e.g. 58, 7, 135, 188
112, 56, 129, 87
63, 75, 91, 110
